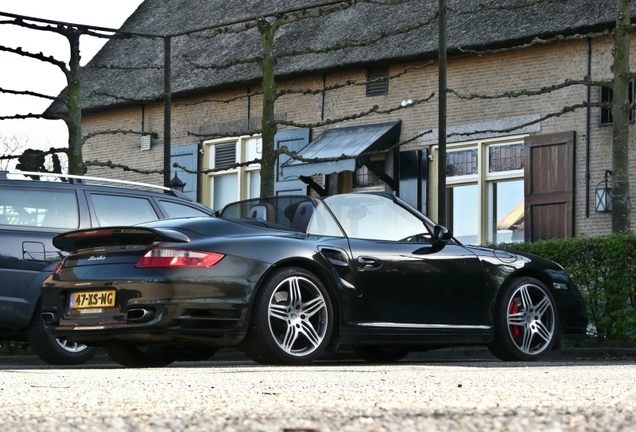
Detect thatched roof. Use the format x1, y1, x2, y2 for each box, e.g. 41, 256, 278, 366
47, 0, 633, 114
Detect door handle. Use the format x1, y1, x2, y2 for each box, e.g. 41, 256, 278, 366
357, 256, 382, 271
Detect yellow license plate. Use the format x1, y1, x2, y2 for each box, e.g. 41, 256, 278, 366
69, 290, 116, 309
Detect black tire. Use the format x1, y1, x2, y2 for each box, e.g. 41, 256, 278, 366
106, 344, 179, 368
26, 302, 98, 365
243, 267, 333, 365
488, 277, 559, 361
353, 346, 410, 363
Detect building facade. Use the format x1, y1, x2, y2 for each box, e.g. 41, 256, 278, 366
68, 1, 635, 245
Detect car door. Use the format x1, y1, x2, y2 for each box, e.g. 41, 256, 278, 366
320, 193, 486, 329
346, 238, 485, 326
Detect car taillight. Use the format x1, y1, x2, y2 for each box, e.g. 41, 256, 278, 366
52, 260, 66, 275
136, 248, 224, 268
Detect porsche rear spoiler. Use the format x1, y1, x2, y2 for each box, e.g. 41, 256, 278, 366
53, 227, 190, 252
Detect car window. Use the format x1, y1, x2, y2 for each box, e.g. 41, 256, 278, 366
90, 194, 159, 226
321, 194, 431, 242
159, 200, 210, 218
306, 201, 345, 237
0, 188, 79, 229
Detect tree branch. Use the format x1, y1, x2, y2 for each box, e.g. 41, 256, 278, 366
278, 94, 434, 129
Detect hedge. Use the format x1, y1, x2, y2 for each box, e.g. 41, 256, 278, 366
496, 233, 636, 344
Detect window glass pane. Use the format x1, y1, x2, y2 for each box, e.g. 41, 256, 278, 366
488, 143, 524, 173
448, 184, 478, 245
0, 188, 78, 229
160, 201, 210, 218
91, 194, 159, 226
492, 180, 524, 243
248, 171, 261, 199
447, 148, 478, 177
245, 138, 262, 166
212, 173, 238, 210
353, 162, 384, 188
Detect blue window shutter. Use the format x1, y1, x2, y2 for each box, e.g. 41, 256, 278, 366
274, 129, 310, 195
170, 143, 199, 201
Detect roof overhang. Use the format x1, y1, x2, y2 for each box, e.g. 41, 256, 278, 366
281, 121, 401, 179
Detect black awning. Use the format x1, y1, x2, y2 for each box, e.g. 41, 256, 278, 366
281, 121, 401, 178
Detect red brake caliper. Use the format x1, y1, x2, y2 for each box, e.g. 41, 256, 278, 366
509, 301, 521, 338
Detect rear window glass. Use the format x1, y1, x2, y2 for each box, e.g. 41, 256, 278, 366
90, 194, 159, 226
159, 200, 210, 218
0, 188, 79, 229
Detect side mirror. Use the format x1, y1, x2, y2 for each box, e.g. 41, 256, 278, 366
433, 225, 453, 243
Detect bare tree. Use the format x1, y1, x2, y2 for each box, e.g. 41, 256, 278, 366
611, 0, 632, 233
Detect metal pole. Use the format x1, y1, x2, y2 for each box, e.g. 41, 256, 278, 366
163, 36, 172, 188
437, 0, 447, 225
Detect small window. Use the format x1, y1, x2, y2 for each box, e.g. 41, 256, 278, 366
90, 194, 159, 226
366, 67, 389, 97
160, 200, 210, 218
447, 148, 478, 177
353, 161, 385, 189
488, 143, 524, 173
600, 79, 635, 126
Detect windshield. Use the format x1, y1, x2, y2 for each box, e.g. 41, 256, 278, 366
308, 193, 431, 242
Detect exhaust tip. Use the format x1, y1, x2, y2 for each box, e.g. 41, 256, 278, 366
41, 312, 58, 325
126, 308, 156, 323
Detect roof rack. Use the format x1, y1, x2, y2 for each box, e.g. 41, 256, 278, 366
0, 170, 190, 200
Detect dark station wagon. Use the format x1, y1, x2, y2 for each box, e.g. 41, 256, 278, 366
0, 170, 214, 364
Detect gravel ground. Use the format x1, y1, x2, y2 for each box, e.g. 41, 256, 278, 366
0, 359, 634, 431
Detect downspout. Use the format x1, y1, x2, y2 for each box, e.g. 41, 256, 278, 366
247, 85, 251, 130
321, 74, 326, 121
585, 38, 592, 218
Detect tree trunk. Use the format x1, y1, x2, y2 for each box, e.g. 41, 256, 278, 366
66, 28, 84, 175
258, 19, 277, 197
611, 0, 632, 233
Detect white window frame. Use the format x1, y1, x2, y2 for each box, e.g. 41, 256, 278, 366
202, 135, 262, 210
429, 135, 526, 245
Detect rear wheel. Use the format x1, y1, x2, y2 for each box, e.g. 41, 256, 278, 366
488, 277, 558, 361
353, 346, 409, 363
106, 345, 179, 368
243, 267, 333, 365
26, 301, 98, 365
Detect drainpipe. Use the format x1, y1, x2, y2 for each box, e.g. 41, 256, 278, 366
585, 38, 592, 218
247, 85, 251, 130
163, 36, 172, 188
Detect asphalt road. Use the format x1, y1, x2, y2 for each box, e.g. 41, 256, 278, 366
0, 356, 634, 432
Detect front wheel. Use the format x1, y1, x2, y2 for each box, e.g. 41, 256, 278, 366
243, 267, 334, 365
106, 345, 179, 368
488, 277, 559, 361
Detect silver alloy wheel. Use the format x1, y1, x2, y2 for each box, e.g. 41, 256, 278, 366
267, 275, 329, 357
55, 338, 89, 353
506, 283, 556, 355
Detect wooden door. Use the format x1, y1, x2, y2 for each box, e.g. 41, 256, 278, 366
524, 132, 575, 241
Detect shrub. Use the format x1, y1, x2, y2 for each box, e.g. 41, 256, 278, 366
496, 233, 636, 344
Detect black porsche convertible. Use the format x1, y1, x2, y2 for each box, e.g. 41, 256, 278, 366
40, 192, 587, 367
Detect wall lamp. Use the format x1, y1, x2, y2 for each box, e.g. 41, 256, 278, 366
168, 173, 186, 193
594, 170, 612, 213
